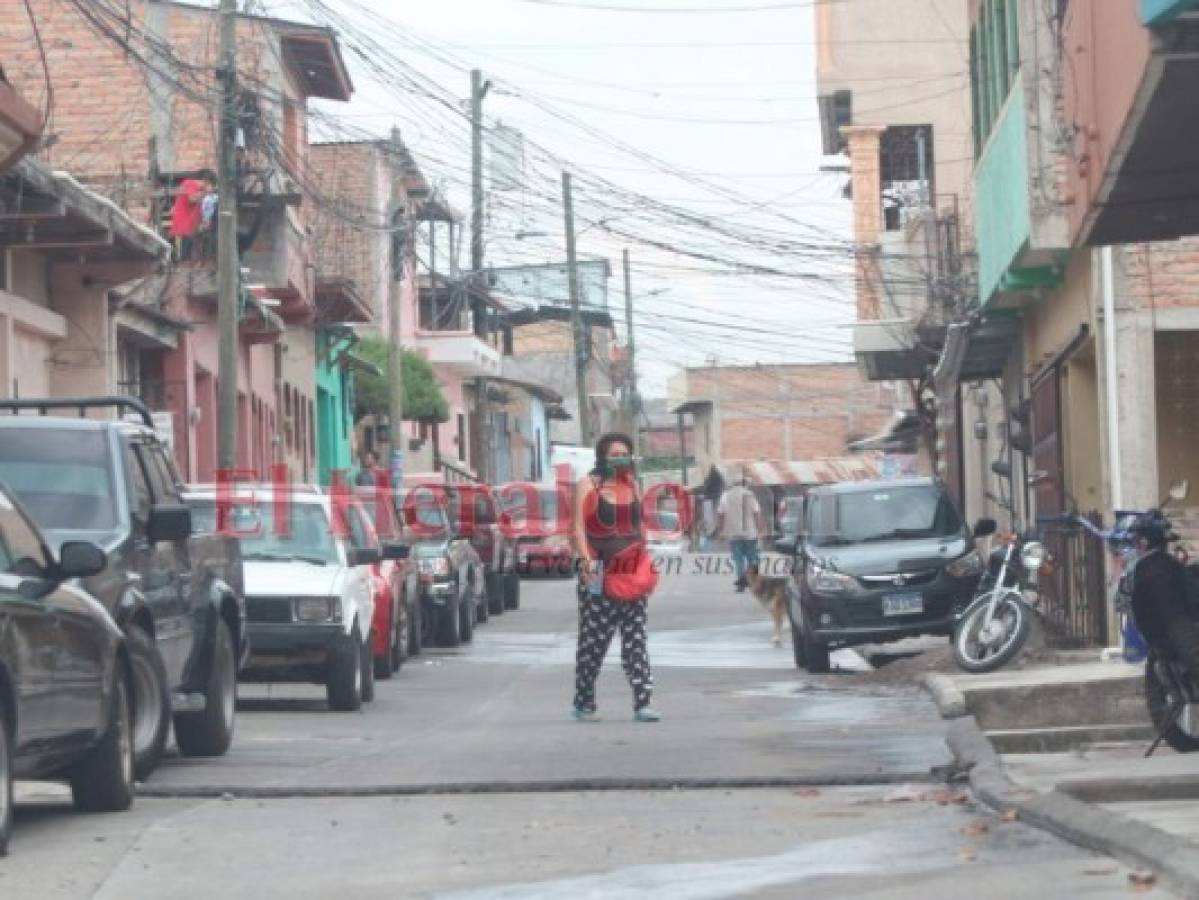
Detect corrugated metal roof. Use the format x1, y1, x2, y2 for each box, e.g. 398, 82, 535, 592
717, 456, 883, 487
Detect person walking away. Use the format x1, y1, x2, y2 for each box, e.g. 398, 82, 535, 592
572, 433, 660, 722
716, 473, 766, 592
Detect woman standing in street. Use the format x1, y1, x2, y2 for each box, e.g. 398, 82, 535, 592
571, 433, 660, 722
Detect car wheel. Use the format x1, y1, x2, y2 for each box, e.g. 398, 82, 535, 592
375, 602, 396, 681
408, 598, 423, 657
174, 617, 236, 758
361, 632, 376, 703
327, 627, 364, 712
70, 664, 134, 813
459, 583, 475, 644
801, 619, 830, 674
476, 578, 489, 625
504, 572, 521, 610
393, 597, 409, 672
0, 695, 12, 855
486, 571, 505, 616
436, 600, 460, 648
127, 625, 169, 781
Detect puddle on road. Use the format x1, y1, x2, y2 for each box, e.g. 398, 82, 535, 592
434, 825, 967, 900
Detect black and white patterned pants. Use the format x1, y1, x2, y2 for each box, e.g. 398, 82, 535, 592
573, 590, 653, 712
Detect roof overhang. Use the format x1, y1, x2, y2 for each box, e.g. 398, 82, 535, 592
505, 304, 613, 328
671, 399, 713, 416
0, 78, 42, 171
958, 313, 1020, 381
0, 159, 170, 262
316, 277, 374, 324
280, 30, 354, 101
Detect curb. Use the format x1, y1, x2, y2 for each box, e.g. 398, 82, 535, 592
946, 716, 1199, 897
920, 672, 967, 719
136, 771, 946, 800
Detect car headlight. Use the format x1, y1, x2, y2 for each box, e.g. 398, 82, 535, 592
295, 597, 339, 623
806, 564, 856, 594
946, 549, 984, 578
418, 557, 452, 577
1021, 542, 1047, 572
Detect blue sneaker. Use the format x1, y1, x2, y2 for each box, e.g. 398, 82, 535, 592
633, 707, 661, 723
571, 707, 600, 722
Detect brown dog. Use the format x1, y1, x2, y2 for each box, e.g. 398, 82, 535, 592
745, 564, 787, 646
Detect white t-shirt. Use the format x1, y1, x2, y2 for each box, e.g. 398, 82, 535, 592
718, 485, 761, 540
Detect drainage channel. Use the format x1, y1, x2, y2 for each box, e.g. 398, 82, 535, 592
137, 770, 952, 800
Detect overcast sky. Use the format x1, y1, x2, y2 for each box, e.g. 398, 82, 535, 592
271, 0, 854, 395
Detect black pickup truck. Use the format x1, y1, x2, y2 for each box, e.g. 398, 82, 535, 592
0, 397, 246, 778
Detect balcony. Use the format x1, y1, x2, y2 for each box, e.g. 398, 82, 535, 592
416, 331, 502, 378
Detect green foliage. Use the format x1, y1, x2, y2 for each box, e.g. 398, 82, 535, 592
353, 336, 449, 423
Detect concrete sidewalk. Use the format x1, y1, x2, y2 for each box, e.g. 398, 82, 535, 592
922, 659, 1199, 895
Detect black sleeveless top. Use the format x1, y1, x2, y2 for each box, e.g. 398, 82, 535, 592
585, 472, 643, 562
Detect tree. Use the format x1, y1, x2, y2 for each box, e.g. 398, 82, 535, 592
353, 336, 449, 423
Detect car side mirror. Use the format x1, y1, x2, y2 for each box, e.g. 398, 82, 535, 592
381, 541, 410, 561
57, 541, 108, 578
974, 518, 998, 538
147, 503, 193, 543
348, 547, 382, 567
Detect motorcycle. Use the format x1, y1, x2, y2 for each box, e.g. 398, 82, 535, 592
952, 528, 1047, 673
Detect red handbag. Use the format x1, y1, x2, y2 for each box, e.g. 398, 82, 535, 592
603, 542, 659, 602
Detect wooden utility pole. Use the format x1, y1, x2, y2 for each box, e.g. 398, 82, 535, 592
216, 0, 241, 471
622, 249, 638, 457
387, 129, 406, 488
563, 172, 591, 448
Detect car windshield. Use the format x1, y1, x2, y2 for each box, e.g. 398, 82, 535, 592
188, 499, 340, 565
400, 489, 451, 533
0, 428, 118, 530
650, 510, 680, 532
808, 486, 962, 547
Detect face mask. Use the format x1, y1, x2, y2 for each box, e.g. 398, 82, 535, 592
607, 455, 634, 473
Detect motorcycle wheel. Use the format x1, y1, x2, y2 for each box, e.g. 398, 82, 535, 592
1145, 652, 1199, 753
953, 592, 1031, 674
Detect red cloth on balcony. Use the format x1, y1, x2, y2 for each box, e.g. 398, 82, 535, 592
170, 179, 205, 239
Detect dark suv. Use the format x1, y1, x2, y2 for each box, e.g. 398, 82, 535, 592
0, 397, 246, 777
781, 478, 985, 673
445, 484, 520, 617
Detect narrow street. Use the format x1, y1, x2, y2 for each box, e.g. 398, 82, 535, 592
3, 561, 1165, 899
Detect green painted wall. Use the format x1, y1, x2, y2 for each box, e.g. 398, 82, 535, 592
1142, 0, 1199, 25
315, 331, 354, 485
974, 80, 1032, 306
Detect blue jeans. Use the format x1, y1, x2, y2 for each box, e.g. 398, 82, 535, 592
730, 538, 760, 583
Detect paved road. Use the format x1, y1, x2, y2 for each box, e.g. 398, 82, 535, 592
3, 557, 1171, 898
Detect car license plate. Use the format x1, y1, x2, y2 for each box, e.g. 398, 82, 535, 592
882, 592, 923, 616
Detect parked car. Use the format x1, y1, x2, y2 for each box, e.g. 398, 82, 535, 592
352, 487, 420, 674
0, 397, 246, 778
445, 484, 520, 615
0, 484, 134, 853
779, 477, 985, 673
397, 486, 485, 648
184, 485, 400, 711
501, 486, 575, 578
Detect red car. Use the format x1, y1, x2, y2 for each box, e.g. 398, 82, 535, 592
502, 486, 576, 579
351, 488, 418, 679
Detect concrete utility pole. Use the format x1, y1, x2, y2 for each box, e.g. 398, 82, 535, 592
470, 69, 493, 481
387, 128, 406, 489
622, 249, 639, 457
563, 171, 591, 448
216, 0, 241, 471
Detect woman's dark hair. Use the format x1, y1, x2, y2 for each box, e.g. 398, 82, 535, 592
593, 432, 635, 479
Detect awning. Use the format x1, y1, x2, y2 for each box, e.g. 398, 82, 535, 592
341, 351, 382, 377
316, 278, 373, 324
671, 399, 713, 416
848, 410, 921, 454
958, 313, 1020, 381
715, 456, 882, 488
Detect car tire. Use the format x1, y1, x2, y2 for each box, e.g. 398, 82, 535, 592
504, 572, 521, 610
327, 627, 364, 712
0, 695, 12, 855
408, 598, 422, 657
486, 571, 505, 616
392, 597, 409, 672
801, 624, 831, 674
361, 632, 376, 703
70, 665, 135, 813
127, 625, 169, 781
436, 601, 460, 648
174, 618, 236, 758
459, 583, 475, 644
375, 600, 396, 680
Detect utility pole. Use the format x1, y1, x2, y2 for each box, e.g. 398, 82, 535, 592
216, 0, 241, 472
563, 171, 591, 448
470, 68, 493, 481
387, 128, 406, 491
622, 249, 638, 457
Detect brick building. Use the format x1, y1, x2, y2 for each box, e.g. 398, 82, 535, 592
667, 363, 900, 481
0, 0, 353, 482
